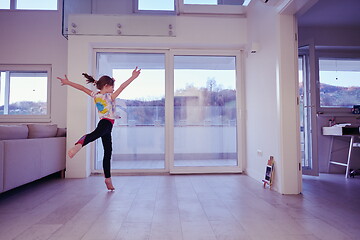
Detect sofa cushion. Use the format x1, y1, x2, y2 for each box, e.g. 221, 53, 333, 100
28, 124, 58, 138
0, 125, 29, 140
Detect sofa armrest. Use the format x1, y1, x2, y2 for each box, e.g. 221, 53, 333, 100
3, 139, 42, 191
2, 137, 66, 192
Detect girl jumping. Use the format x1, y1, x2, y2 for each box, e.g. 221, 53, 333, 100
57, 67, 141, 191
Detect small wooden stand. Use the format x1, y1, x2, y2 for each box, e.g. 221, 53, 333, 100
262, 156, 274, 189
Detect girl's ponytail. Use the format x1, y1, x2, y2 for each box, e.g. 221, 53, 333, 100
82, 73, 114, 90
82, 73, 97, 85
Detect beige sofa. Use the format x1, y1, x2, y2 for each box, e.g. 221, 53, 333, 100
0, 124, 66, 193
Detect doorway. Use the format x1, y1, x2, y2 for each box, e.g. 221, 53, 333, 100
298, 45, 319, 176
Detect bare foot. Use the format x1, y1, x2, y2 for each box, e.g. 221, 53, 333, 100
105, 178, 115, 191
68, 144, 82, 158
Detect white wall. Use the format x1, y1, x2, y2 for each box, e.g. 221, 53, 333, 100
245, 1, 301, 194
66, 4, 302, 195
0, 8, 68, 127
65, 14, 247, 178
245, 2, 279, 184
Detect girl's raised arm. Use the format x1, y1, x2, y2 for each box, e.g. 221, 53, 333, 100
57, 75, 93, 96
111, 67, 141, 100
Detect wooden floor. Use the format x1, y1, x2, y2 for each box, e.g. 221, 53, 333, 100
0, 173, 359, 240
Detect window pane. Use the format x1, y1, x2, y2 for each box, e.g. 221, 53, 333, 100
0, 0, 10, 9
184, 0, 217, 4
96, 52, 165, 170
174, 55, 237, 167
0, 72, 6, 114
184, 0, 244, 5
319, 59, 360, 108
138, 0, 174, 11
16, 0, 57, 10
8, 72, 47, 115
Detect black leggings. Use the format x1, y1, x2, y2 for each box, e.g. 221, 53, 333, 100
76, 119, 113, 178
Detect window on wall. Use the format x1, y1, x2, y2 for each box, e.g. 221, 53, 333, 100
135, 0, 247, 14
319, 58, 360, 108
0, 0, 58, 10
137, 0, 175, 11
184, 0, 244, 5
179, 0, 246, 14
0, 65, 51, 121
0, 0, 10, 9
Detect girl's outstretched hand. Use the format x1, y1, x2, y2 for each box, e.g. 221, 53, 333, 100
57, 75, 70, 86
132, 67, 141, 79
56, 75, 92, 96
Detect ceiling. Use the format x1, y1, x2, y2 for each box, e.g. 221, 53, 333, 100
297, 0, 360, 27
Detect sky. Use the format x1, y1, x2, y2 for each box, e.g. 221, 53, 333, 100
319, 59, 360, 87
299, 59, 360, 88
139, 0, 221, 11
11, 77, 47, 102
0, 75, 47, 105
138, 0, 175, 11
320, 71, 360, 88
0, 0, 57, 10
113, 69, 165, 100
112, 69, 236, 101
138, 0, 249, 11
300, 70, 360, 87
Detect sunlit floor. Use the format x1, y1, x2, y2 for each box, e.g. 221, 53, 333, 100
0, 173, 359, 240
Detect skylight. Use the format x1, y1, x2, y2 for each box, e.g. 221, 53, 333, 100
184, 0, 218, 4
0, 0, 58, 10
138, 0, 175, 11
183, 0, 247, 5
137, 0, 250, 12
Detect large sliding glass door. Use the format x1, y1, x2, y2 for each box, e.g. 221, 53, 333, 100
95, 52, 166, 171
173, 55, 238, 168
94, 50, 242, 174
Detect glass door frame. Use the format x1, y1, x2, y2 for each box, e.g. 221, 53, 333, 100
91, 48, 170, 175
91, 48, 245, 175
168, 49, 245, 174
299, 42, 319, 176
